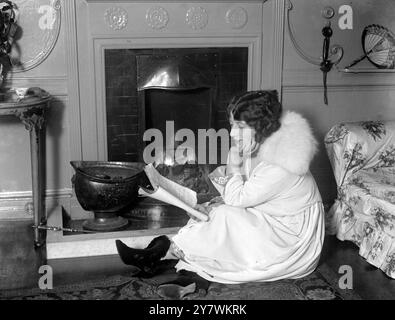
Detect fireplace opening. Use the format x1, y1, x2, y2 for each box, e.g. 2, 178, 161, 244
136, 55, 217, 166
142, 88, 212, 164
105, 47, 248, 165
144, 88, 212, 135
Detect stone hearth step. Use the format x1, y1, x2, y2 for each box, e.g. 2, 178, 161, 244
46, 205, 187, 260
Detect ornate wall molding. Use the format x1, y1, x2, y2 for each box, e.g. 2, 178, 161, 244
104, 6, 128, 30
146, 6, 169, 30
225, 6, 248, 29
185, 7, 208, 30
11, 0, 62, 73
80, 1, 267, 36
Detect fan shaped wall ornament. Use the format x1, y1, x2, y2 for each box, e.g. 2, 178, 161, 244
345, 24, 395, 69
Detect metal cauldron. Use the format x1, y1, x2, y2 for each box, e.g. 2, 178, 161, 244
70, 161, 146, 231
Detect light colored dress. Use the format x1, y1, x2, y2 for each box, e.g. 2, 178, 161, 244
171, 111, 325, 284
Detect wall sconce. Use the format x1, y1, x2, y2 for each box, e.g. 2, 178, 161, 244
286, 0, 344, 105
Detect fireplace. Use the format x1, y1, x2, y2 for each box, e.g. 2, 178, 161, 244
104, 47, 248, 164
48, 1, 274, 258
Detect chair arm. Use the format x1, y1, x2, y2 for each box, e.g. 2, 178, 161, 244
325, 121, 395, 187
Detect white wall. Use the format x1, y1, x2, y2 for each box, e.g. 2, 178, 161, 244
282, 0, 395, 203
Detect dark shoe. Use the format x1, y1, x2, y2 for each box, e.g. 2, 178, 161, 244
115, 236, 171, 275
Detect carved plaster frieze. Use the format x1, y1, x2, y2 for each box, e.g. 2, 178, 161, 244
186, 7, 208, 30
104, 7, 128, 30
146, 6, 169, 30
225, 7, 248, 29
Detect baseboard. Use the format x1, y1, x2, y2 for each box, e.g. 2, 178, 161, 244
0, 189, 73, 220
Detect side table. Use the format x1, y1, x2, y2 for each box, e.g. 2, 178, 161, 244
0, 90, 52, 247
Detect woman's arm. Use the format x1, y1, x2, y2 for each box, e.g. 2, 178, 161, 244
226, 146, 243, 176
222, 164, 294, 208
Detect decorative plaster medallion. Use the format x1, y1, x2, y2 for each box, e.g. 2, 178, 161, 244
146, 7, 169, 30
10, 0, 62, 73
225, 7, 248, 29
186, 7, 208, 30
104, 7, 128, 30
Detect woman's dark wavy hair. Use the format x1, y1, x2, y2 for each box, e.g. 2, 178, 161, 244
227, 90, 283, 143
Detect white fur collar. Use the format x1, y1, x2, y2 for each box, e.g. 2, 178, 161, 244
256, 111, 318, 175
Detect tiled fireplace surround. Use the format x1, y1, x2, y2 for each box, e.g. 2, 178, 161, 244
45, 1, 282, 258
105, 47, 248, 162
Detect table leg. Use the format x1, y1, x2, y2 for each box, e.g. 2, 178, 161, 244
30, 124, 45, 247
17, 107, 47, 248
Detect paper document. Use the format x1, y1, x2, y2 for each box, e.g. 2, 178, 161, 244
138, 164, 209, 222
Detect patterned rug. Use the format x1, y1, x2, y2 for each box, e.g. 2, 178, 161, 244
0, 262, 361, 300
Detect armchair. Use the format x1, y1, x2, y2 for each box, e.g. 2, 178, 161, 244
325, 120, 395, 279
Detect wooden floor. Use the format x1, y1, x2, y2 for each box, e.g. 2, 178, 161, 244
0, 219, 394, 299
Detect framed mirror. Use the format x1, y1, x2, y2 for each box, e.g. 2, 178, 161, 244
10, 0, 61, 72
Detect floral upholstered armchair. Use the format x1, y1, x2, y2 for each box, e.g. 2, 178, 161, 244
325, 121, 395, 278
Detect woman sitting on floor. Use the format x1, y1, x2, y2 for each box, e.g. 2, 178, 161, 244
116, 90, 325, 284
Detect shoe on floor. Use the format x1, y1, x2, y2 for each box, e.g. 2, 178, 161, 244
115, 236, 171, 276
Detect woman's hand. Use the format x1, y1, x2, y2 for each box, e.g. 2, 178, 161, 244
209, 196, 224, 205
191, 204, 212, 222
195, 204, 211, 215
226, 146, 243, 175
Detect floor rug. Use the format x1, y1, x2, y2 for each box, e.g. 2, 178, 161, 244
0, 261, 361, 300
